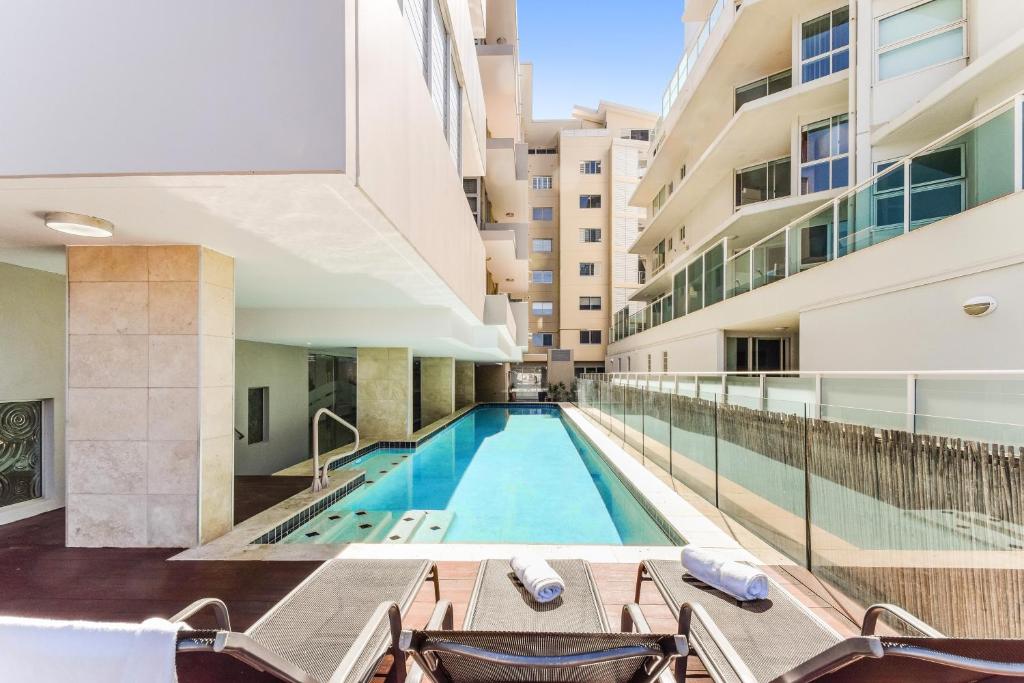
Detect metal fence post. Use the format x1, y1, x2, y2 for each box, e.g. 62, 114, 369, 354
713, 394, 720, 508
802, 402, 812, 570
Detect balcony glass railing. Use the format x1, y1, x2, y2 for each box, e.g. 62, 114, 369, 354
661, 0, 729, 118
611, 91, 1024, 344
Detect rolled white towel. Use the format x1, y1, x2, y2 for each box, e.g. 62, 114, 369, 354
718, 561, 769, 601
680, 545, 768, 602
510, 555, 565, 604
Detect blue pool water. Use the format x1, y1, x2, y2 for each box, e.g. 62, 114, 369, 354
283, 405, 672, 545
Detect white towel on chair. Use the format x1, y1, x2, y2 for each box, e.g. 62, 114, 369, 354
510, 555, 565, 603
681, 545, 768, 601
0, 615, 183, 683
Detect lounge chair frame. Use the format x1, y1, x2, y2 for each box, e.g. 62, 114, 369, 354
173, 560, 440, 683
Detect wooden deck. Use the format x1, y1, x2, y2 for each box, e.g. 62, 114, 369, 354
0, 472, 865, 681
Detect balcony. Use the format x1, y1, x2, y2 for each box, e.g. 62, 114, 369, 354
481, 223, 528, 296
477, 41, 521, 140
612, 91, 1024, 344
631, 71, 849, 256
485, 138, 528, 222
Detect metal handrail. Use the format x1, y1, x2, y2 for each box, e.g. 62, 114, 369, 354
311, 407, 360, 492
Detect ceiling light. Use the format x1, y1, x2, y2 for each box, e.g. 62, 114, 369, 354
44, 212, 114, 238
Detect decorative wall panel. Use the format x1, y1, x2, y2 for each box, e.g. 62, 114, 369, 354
0, 401, 42, 507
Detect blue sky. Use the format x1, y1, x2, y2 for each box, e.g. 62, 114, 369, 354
518, 0, 685, 119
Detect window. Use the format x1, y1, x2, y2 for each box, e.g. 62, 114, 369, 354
869, 146, 965, 231
735, 69, 793, 111
531, 175, 553, 190
580, 228, 602, 243
801, 7, 850, 83
801, 115, 849, 194
680, 226, 686, 241
580, 160, 602, 174
247, 387, 268, 444
532, 238, 552, 253
528, 147, 557, 155
625, 128, 650, 141
579, 262, 597, 276
532, 301, 553, 316
680, 165, 687, 180
877, 0, 965, 81
532, 332, 553, 347
402, 0, 462, 168
579, 330, 602, 344
530, 270, 553, 284
532, 206, 553, 221
579, 194, 602, 209
579, 296, 602, 311
736, 157, 792, 206
662, 351, 669, 372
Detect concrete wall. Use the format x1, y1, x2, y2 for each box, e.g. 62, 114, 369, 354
355, 0, 487, 322
800, 263, 1024, 371
609, 329, 724, 373
0, 0, 345, 175
357, 348, 412, 439
475, 364, 509, 402
0, 263, 66, 524
234, 341, 309, 475
455, 361, 476, 408
420, 357, 455, 427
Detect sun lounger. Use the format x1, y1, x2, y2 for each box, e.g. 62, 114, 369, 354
175, 558, 439, 683
401, 559, 687, 682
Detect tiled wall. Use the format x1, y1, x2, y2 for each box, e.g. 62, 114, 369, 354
66, 245, 234, 547
455, 360, 475, 409
420, 357, 455, 426
356, 347, 412, 440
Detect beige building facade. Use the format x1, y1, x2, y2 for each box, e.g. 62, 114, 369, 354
514, 64, 656, 392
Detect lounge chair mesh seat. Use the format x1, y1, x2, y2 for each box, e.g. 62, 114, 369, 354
463, 559, 609, 632
407, 630, 682, 683
244, 559, 430, 682
641, 559, 841, 683
404, 559, 685, 683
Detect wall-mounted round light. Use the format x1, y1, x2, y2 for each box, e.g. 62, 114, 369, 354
962, 296, 997, 317
44, 212, 114, 238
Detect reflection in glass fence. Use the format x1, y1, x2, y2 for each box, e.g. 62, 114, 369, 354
576, 374, 1024, 639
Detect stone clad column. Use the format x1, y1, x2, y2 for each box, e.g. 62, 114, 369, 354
454, 361, 476, 409
356, 348, 412, 440
66, 245, 234, 547
420, 357, 455, 427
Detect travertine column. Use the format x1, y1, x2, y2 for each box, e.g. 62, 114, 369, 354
420, 357, 455, 426
356, 348, 412, 440
454, 361, 476, 409
66, 245, 234, 547
475, 363, 510, 402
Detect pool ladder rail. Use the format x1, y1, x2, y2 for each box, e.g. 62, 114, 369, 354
311, 408, 360, 492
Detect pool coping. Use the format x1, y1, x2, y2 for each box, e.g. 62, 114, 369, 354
172, 402, 760, 562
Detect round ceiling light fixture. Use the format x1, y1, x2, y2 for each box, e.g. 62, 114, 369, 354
44, 211, 114, 238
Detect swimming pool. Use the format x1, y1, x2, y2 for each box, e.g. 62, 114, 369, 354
281, 405, 673, 545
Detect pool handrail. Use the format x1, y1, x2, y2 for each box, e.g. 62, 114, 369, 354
311, 407, 360, 492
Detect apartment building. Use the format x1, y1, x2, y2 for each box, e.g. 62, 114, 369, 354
608, 0, 1024, 373
0, 0, 527, 545
513, 64, 657, 391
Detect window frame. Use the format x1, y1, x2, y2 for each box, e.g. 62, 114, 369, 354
579, 228, 603, 243
530, 270, 553, 284
531, 301, 554, 316
800, 7, 851, 84
531, 238, 553, 253
578, 262, 598, 277
532, 206, 553, 221
800, 114, 850, 194
579, 160, 602, 175
532, 332, 554, 347
874, 0, 966, 83
579, 330, 602, 345
873, 143, 966, 230
579, 296, 602, 311
579, 194, 602, 209
531, 175, 553, 190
